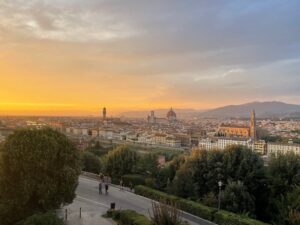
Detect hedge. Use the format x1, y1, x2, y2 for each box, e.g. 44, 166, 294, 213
122, 174, 145, 187
213, 211, 269, 225
134, 185, 215, 221
22, 212, 63, 225
107, 209, 151, 225
134, 185, 270, 225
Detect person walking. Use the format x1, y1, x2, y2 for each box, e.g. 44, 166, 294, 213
99, 179, 103, 194
119, 178, 124, 191
129, 182, 133, 192
104, 176, 109, 194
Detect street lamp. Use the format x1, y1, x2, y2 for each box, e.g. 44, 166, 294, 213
218, 181, 223, 211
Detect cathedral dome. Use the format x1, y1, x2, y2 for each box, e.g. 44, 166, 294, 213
167, 108, 176, 120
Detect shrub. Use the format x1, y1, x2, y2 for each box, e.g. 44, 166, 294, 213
134, 185, 215, 220
134, 185, 270, 225
22, 212, 63, 225
213, 211, 269, 225
122, 174, 145, 187
106, 209, 151, 225
151, 201, 185, 225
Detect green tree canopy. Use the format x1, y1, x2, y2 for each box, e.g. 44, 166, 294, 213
0, 128, 81, 225
222, 181, 256, 216
104, 145, 139, 178
81, 151, 102, 174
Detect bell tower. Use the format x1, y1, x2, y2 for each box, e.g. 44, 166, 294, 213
103, 107, 107, 121
250, 110, 256, 140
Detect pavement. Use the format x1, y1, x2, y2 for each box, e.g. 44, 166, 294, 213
60, 176, 216, 225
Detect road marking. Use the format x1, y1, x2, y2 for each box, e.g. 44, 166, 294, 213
76, 195, 109, 208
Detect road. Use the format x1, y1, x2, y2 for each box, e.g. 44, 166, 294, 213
76, 176, 216, 225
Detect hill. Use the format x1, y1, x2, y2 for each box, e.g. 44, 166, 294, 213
199, 101, 300, 118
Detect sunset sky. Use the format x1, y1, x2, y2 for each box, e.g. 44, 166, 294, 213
0, 0, 300, 116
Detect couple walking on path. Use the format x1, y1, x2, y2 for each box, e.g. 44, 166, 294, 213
99, 174, 111, 195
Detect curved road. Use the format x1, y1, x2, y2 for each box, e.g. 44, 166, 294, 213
76, 176, 216, 225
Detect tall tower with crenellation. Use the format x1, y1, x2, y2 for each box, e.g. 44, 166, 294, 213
250, 110, 256, 140
103, 107, 107, 121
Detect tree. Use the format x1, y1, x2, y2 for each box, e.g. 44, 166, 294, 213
171, 165, 195, 198
223, 145, 268, 220
222, 181, 256, 216
268, 153, 300, 223
135, 153, 159, 177
268, 153, 300, 196
104, 145, 138, 178
81, 151, 102, 174
22, 211, 63, 225
0, 128, 81, 225
273, 186, 300, 225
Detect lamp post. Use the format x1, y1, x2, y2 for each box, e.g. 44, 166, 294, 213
218, 181, 223, 211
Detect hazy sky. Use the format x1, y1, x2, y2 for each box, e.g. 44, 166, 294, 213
0, 0, 300, 115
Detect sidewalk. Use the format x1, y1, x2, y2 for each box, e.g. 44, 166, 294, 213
57, 197, 115, 225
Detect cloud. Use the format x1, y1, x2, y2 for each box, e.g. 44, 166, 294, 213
0, 0, 300, 111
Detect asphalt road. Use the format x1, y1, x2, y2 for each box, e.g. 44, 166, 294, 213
77, 176, 216, 225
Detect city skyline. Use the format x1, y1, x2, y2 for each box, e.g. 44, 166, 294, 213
1, 0, 300, 116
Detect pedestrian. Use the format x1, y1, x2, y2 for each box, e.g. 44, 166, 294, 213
129, 182, 133, 192
120, 179, 124, 191
99, 180, 103, 195
104, 176, 109, 194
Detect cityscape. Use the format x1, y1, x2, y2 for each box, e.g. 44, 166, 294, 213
0, 1, 300, 225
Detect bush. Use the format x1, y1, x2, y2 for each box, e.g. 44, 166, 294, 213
134, 185, 215, 221
134, 185, 270, 225
151, 201, 185, 225
213, 211, 269, 225
106, 209, 151, 225
122, 174, 145, 187
22, 212, 63, 225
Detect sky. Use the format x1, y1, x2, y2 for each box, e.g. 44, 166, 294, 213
0, 0, 300, 116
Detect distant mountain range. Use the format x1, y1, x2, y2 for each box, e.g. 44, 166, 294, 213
199, 101, 300, 118
119, 101, 300, 119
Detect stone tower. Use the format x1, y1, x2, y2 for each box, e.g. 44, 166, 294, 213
250, 110, 256, 140
103, 107, 107, 120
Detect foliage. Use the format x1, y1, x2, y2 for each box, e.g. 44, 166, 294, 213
213, 210, 270, 225
134, 185, 269, 224
169, 146, 268, 219
81, 151, 102, 174
151, 201, 186, 225
135, 153, 159, 177
104, 145, 139, 178
122, 174, 145, 187
135, 185, 216, 221
85, 141, 108, 157
202, 192, 218, 208
273, 186, 300, 225
268, 153, 300, 196
22, 212, 63, 225
221, 181, 255, 216
107, 209, 151, 225
0, 128, 81, 225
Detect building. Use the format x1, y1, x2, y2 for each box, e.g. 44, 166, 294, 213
254, 140, 266, 155
167, 107, 177, 122
267, 142, 300, 156
250, 110, 257, 139
217, 110, 256, 139
198, 137, 252, 150
218, 125, 250, 138
102, 107, 107, 121
147, 107, 177, 124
